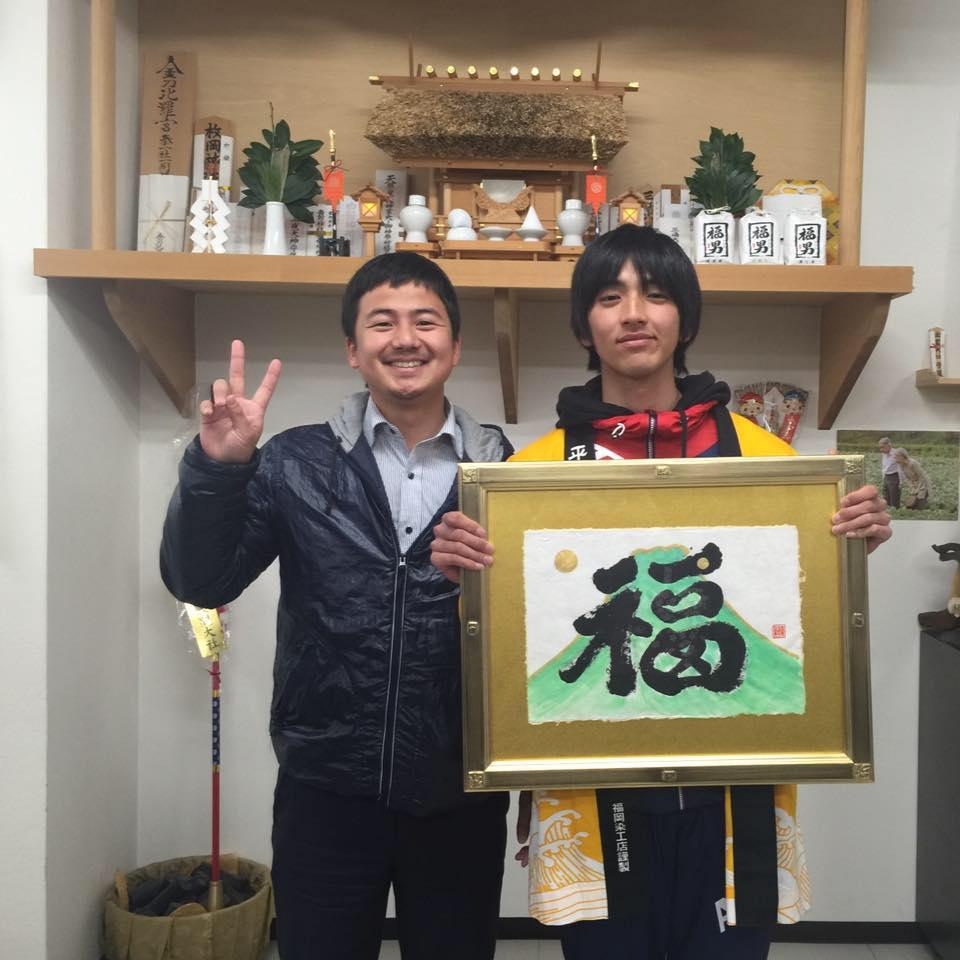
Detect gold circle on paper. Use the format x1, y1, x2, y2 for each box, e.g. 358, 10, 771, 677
554, 549, 578, 573
696, 556, 710, 570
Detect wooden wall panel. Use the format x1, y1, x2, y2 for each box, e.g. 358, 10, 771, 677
139, 0, 844, 202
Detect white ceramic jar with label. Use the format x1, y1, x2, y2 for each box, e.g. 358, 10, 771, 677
738, 207, 781, 264
694, 209, 737, 263
784, 207, 827, 265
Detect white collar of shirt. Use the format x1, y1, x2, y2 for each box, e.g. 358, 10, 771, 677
362, 396, 464, 458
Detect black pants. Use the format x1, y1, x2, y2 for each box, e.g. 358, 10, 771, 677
559, 803, 770, 960
883, 471, 901, 509
271, 773, 508, 960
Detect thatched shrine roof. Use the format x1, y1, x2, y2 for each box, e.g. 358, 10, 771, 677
366, 90, 628, 166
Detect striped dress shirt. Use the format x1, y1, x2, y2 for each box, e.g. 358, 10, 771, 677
362, 397, 464, 554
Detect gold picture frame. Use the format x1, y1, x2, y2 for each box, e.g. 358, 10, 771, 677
459, 455, 873, 792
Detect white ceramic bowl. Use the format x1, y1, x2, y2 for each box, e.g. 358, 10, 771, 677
478, 226, 513, 242
516, 227, 547, 242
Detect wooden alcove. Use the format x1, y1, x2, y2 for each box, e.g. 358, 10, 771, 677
34, 0, 914, 428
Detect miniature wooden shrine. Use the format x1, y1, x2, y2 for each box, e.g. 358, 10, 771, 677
365, 43, 636, 257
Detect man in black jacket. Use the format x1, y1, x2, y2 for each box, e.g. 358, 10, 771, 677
160, 253, 511, 960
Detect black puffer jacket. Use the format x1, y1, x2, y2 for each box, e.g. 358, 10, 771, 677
160, 392, 512, 815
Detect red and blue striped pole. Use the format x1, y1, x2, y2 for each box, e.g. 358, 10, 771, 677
209, 654, 223, 911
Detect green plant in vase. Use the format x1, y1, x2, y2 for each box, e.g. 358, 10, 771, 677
685, 127, 761, 214
686, 127, 761, 263
238, 118, 323, 221
237, 116, 323, 254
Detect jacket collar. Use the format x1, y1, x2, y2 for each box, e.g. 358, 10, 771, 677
329, 391, 511, 463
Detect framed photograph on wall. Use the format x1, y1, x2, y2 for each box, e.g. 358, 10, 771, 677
458, 456, 873, 792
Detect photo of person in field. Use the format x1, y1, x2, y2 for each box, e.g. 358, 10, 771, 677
837, 430, 959, 521
893, 447, 932, 510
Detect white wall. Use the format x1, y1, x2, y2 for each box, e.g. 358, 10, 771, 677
0, 0, 50, 954
44, 0, 143, 953
0, 2, 143, 959
45, 280, 141, 960
796, 0, 960, 921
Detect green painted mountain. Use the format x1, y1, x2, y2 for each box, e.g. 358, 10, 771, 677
528, 544, 805, 723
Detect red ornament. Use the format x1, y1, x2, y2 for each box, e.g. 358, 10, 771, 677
323, 162, 346, 211
585, 173, 607, 214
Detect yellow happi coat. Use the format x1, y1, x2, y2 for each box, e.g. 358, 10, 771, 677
511, 415, 811, 927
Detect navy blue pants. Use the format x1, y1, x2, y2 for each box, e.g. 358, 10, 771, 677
560, 802, 771, 960
271, 773, 508, 960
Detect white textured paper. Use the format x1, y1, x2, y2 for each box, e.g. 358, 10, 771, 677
137, 174, 190, 252
523, 525, 802, 677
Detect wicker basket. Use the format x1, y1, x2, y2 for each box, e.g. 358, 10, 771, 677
103, 856, 274, 960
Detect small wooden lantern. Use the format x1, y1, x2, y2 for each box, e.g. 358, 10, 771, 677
351, 183, 392, 256
610, 187, 646, 226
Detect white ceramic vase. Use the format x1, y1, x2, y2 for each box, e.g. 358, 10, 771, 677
557, 199, 590, 246
399, 195, 433, 243
263, 201, 287, 255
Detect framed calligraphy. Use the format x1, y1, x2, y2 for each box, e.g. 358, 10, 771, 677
458, 456, 873, 790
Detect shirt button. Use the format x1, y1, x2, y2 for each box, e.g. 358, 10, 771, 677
408, 472, 415, 479
405, 526, 413, 534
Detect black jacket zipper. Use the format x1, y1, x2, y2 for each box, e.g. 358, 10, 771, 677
380, 552, 409, 802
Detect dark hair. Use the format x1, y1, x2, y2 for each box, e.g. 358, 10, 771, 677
341, 252, 461, 340
570, 224, 702, 375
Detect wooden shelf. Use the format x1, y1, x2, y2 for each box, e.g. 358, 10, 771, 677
35, 249, 913, 427
916, 369, 960, 393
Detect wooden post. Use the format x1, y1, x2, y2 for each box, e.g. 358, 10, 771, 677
838, 0, 868, 266
91, 0, 117, 249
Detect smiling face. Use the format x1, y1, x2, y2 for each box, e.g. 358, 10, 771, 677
346, 282, 461, 411
584, 261, 682, 401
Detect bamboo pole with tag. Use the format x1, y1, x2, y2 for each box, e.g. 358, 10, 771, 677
208, 653, 223, 911
183, 604, 229, 911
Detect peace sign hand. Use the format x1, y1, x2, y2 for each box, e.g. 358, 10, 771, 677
199, 340, 282, 464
